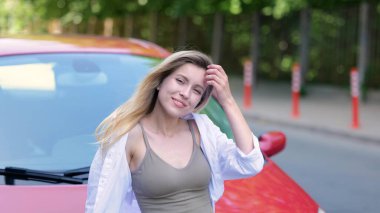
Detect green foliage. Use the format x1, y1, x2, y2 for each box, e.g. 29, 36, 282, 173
0, 0, 36, 34
309, 0, 363, 9
1, 0, 380, 88
308, 7, 359, 85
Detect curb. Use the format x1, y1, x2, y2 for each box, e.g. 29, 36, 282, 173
243, 111, 380, 146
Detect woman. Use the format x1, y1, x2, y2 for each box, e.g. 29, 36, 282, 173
85, 50, 264, 213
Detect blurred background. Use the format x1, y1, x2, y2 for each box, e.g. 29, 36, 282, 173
1, 0, 380, 93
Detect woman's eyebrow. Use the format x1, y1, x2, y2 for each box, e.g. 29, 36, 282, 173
177, 74, 205, 91
177, 74, 189, 82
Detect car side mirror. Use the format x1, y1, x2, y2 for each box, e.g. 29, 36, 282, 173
259, 131, 286, 157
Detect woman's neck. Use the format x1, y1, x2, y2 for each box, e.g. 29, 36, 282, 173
142, 112, 185, 137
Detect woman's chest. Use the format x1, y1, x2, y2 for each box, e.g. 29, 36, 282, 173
147, 132, 195, 169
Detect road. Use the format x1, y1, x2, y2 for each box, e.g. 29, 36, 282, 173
249, 119, 380, 213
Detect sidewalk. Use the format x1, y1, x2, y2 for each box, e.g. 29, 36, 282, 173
230, 77, 380, 144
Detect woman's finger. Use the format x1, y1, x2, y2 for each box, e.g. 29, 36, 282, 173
206, 65, 229, 89
206, 73, 222, 86
208, 64, 227, 76
206, 68, 227, 81
206, 72, 227, 88
207, 78, 228, 97
206, 68, 225, 78
207, 64, 223, 71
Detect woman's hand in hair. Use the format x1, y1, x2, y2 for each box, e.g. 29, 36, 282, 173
206, 64, 254, 154
205, 64, 234, 108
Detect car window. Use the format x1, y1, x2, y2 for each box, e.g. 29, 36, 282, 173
0, 53, 159, 171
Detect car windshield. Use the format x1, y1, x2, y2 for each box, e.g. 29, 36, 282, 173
0, 53, 159, 172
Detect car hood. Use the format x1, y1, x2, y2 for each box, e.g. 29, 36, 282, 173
216, 158, 319, 212
0, 185, 87, 213
0, 159, 318, 212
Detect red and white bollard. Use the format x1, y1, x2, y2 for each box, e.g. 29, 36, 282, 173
243, 60, 253, 109
350, 67, 360, 129
291, 63, 301, 118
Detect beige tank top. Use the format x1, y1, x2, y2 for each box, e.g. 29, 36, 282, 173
131, 120, 212, 213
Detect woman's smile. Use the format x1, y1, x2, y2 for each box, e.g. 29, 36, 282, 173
172, 97, 187, 108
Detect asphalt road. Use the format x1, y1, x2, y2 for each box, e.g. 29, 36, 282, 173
249, 119, 380, 213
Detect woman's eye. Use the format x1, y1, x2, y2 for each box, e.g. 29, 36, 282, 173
194, 89, 202, 95
176, 78, 184, 84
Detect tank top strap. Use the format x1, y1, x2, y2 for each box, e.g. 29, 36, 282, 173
187, 120, 197, 145
138, 122, 151, 149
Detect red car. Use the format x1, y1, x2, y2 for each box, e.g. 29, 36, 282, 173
0, 35, 324, 212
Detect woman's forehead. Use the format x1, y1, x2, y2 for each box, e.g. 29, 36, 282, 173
173, 63, 205, 76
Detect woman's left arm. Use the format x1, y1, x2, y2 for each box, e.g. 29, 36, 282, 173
205, 64, 255, 154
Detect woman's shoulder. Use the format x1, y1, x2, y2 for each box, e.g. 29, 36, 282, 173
124, 123, 142, 147
102, 123, 140, 152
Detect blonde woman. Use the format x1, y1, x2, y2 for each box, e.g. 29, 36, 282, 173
85, 50, 264, 213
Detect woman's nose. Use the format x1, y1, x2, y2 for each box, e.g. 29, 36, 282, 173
180, 86, 191, 99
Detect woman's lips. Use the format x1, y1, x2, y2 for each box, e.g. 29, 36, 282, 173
172, 97, 187, 108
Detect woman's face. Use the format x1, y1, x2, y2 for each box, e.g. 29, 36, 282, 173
156, 63, 207, 118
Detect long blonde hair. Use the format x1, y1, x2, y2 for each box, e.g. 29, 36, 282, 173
95, 50, 213, 148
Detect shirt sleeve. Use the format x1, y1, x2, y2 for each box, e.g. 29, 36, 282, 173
205, 115, 264, 180
85, 146, 103, 213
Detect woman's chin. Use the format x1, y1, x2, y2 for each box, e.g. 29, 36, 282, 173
164, 107, 192, 119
